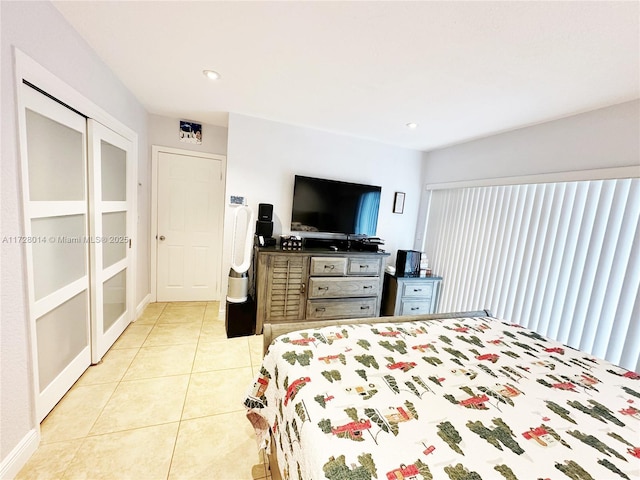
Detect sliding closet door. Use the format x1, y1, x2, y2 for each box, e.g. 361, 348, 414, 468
19, 85, 91, 421
88, 120, 135, 364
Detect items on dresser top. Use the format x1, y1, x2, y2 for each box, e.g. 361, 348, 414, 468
280, 235, 303, 249
395, 249, 422, 277
256, 203, 274, 238
300, 236, 385, 252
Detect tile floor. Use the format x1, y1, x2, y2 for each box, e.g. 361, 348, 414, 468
16, 302, 271, 480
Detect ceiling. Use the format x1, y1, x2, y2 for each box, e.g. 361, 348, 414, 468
53, 1, 639, 151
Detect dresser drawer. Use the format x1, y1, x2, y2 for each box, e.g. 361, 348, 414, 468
307, 298, 377, 319
347, 257, 382, 276
310, 257, 347, 276
401, 281, 434, 298
400, 300, 434, 315
308, 277, 380, 298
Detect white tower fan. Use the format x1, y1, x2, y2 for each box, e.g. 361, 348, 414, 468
227, 205, 254, 303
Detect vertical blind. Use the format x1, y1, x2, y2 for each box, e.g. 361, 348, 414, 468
423, 177, 639, 372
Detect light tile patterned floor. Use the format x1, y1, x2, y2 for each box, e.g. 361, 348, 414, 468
17, 302, 270, 480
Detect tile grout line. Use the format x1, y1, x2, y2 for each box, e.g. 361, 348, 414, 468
81, 302, 165, 438
56, 435, 87, 480
73, 419, 183, 440
56, 304, 166, 479
166, 302, 207, 480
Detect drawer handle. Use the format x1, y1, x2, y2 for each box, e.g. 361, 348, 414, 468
359, 265, 369, 269
318, 286, 329, 291
360, 305, 370, 310
413, 288, 422, 292
316, 307, 326, 312
411, 307, 421, 311
324, 265, 335, 270
363, 285, 373, 289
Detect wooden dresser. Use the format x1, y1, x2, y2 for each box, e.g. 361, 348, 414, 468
255, 248, 389, 333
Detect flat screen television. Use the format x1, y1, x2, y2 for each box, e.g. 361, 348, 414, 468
291, 175, 381, 236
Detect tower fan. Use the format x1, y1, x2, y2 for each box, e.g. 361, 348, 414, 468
227, 204, 254, 303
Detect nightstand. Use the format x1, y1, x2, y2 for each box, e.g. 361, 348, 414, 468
381, 273, 442, 316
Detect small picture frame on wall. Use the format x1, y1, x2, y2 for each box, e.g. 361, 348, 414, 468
393, 192, 405, 214
180, 121, 202, 145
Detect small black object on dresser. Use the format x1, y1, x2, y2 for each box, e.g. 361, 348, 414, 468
256, 203, 275, 240
256, 220, 274, 237
395, 250, 422, 277
258, 203, 273, 221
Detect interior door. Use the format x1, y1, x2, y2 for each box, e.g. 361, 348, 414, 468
156, 151, 224, 301
19, 85, 92, 421
88, 120, 135, 363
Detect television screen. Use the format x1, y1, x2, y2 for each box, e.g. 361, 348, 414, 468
291, 175, 381, 236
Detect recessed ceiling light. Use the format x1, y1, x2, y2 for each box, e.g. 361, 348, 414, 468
406, 122, 418, 129
203, 70, 221, 81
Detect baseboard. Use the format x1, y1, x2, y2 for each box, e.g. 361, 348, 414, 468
0, 428, 39, 480
135, 293, 152, 320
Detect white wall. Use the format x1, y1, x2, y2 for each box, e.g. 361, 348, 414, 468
422, 100, 639, 185
224, 114, 424, 291
0, 0, 149, 471
148, 114, 228, 155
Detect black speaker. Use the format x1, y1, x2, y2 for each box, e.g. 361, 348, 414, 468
256, 220, 273, 237
258, 203, 273, 221
225, 295, 256, 338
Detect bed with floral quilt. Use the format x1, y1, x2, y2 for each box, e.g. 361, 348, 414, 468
244, 312, 640, 480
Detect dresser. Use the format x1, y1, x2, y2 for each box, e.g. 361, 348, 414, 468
255, 248, 389, 333
381, 273, 442, 316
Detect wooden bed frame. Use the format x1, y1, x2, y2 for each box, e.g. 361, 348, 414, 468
260, 310, 493, 479
262, 309, 493, 355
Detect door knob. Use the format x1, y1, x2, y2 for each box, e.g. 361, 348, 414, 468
159, 235, 166, 241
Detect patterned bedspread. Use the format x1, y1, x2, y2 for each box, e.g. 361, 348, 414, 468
244, 316, 640, 480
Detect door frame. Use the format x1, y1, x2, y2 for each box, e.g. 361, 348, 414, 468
150, 145, 227, 302
14, 48, 138, 428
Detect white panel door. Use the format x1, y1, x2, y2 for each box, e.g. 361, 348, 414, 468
88, 120, 135, 363
18, 85, 91, 421
157, 151, 224, 301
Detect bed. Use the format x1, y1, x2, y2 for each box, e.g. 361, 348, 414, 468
244, 311, 640, 480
